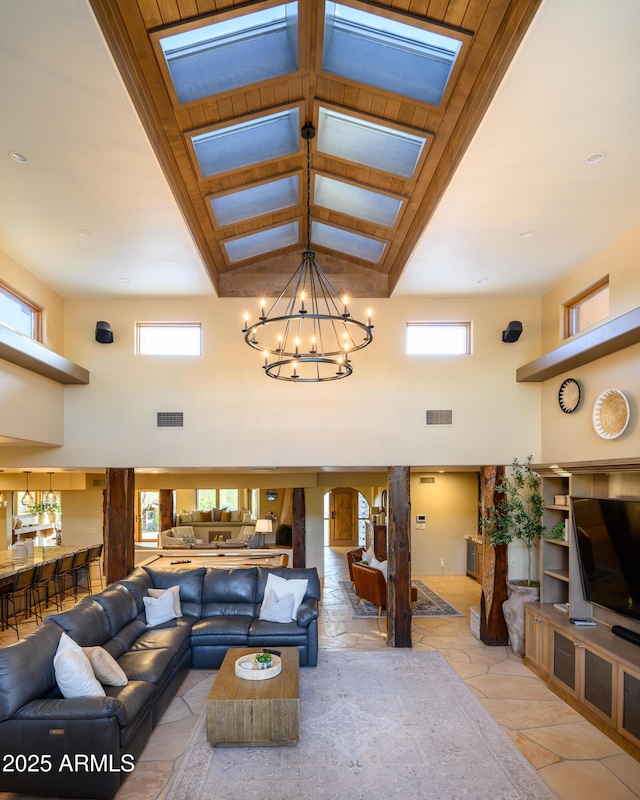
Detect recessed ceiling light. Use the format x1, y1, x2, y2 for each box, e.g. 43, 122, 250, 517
586, 151, 606, 165
519, 229, 533, 238
8, 151, 28, 163
477, 277, 488, 285
119, 277, 130, 284
77, 229, 92, 238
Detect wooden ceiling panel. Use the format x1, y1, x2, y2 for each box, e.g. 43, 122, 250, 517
89, 0, 542, 297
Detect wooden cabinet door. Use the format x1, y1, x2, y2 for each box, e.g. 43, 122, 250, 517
329, 488, 358, 547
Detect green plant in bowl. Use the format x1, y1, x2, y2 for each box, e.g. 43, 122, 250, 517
256, 652, 273, 669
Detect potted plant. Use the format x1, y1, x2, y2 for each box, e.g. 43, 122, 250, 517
26, 501, 46, 524
43, 501, 61, 522
485, 456, 544, 656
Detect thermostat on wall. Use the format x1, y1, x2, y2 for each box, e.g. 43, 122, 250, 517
416, 514, 426, 530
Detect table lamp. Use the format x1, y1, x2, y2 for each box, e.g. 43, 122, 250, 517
255, 519, 272, 549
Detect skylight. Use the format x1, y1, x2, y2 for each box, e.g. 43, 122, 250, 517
210, 175, 299, 227
312, 221, 385, 263
191, 107, 300, 178
158, 3, 298, 103
314, 174, 401, 228
322, 2, 461, 106
224, 221, 299, 263
316, 107, 425, 178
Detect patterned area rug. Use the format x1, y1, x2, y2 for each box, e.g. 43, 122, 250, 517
340, 579, 463, 617
167, 651, 556, 800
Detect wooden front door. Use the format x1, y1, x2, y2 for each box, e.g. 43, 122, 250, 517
329, 488, 358, 547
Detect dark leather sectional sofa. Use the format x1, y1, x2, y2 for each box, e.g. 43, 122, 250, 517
0, 563, 320, 799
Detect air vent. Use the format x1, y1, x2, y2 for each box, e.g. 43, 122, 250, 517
92, 479, 105, 487
156, 412, 184, 429
419, 477, 436, 484
425, 409, 453, 426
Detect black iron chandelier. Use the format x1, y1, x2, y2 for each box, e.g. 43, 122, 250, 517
243, 122, 374, 381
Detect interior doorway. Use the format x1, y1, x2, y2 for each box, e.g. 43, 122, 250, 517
324, 488, 370, 547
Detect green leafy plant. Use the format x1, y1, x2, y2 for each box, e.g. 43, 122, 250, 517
548, 521, 567, 541
26, 502, 45, 514
485, 456, 544, 586
43, 501, 61, 514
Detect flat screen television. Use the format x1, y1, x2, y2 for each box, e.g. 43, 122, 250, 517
572, 496, 640, 623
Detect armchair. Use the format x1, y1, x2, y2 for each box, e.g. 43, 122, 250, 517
346, 547, 365, 587
224, 525, 259, 548
351, 561, 418, 616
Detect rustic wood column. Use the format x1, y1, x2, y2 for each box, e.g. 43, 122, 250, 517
159, 489, 174, 532
105, 468, 135, 585
292, 487, 305, 568
480, 465, 509, 646
387, 466, 411, 648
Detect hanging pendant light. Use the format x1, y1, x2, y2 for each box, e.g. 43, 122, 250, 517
21, 471, 34, 506
45, 472, 57, 503
243, 122, 373, 381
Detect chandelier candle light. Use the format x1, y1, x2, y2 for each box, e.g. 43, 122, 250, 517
243, 122, 374, 382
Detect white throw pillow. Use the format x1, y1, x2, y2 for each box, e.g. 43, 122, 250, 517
82, 646, 128, 687
259, 589, 295, 623
260, 573, 308, 622
143, 588, 179, 627
54, 633, 105, 698
148, 585, 182, 617
363, 545, 375, 565
370, 557, 388, 581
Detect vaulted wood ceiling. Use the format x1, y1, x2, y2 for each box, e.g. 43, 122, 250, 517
90, 0, 541, 298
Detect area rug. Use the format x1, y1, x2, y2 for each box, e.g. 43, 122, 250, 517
167, 651, 556, 800
340, 579, 463, 617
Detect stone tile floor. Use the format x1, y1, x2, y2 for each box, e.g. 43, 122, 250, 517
2, 550, 640, 799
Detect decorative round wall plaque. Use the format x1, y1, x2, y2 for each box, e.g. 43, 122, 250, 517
593, 388, 630, 439
558, 378, 581, 413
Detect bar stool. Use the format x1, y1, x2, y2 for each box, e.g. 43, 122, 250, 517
53, 552, 76, 606
70, 548, 90, 598
0, 566, 38, 639
87, 543, 104, 592
32, 559, 62, 620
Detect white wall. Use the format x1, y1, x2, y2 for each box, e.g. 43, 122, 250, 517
0, 294, 541, 469
540, 225, 640, 463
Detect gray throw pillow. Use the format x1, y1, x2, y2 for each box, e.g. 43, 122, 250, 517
259, 589, 295, 624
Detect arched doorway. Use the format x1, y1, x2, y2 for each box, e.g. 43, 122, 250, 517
324, 488, 370, 547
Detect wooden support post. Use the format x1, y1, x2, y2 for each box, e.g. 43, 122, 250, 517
480, 465, 509, 646
387, 466, 411, 648
292, 487, 305, 568
159, 489, 174, 533
105, 468, 135, 585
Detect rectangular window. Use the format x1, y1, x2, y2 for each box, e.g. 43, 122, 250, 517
197, 489, 239, 511
564, 278, 609, 338
0, 283, 41, 340
137, 323, 201, 355
406, 322, 471, 355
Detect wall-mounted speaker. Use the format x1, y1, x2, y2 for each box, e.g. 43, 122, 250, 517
95, 321, 114, 344
502, 320, 523, 343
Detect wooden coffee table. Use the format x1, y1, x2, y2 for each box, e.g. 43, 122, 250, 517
206, 647, 300, 746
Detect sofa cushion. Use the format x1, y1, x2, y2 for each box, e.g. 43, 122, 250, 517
148, 585, 182, 616
92, 584, 138, 638
220, 510, 231, 521
102, 619, 148, 659
190, 616, 252, 645
257, 566, 321, 602
259, 589, 294, 623
201, 568, 257, 617
129, 624, 191, 658
142, 565, 205, 607
48, 596, 112, 647
0, 620, 60, 722
103, 681, 156, 728
248, 618, 310, 645
116, 648, 176, 685
116, 568, 153, 614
